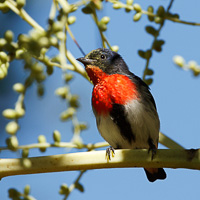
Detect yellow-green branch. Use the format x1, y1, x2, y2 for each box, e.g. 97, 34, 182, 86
5, 0, 44, 31
0, 149, 199, 179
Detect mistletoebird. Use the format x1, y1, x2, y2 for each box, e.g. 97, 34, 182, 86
77, 48, 166, 182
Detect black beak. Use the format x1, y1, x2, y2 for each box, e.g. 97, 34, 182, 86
76, 57, 95, 65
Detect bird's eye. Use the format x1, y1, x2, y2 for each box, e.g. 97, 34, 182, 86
101, 55, 105, 59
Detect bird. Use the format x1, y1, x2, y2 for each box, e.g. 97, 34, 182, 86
77, 48, 166, 182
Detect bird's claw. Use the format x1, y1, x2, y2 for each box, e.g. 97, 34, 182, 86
148, 148, 157, 160
106, 146, 115, 161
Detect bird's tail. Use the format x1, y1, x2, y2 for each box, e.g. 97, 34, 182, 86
144, 168, 166, 182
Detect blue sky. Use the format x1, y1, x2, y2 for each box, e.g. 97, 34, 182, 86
0, 0, 200, 199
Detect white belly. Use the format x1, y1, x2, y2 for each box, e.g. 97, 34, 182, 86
95, 99, 160, 149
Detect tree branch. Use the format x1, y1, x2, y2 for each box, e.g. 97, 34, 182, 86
0, 149, 199, 179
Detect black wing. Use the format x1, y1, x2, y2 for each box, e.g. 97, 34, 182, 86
110, 103, 135, 147
128, 72, 157, 110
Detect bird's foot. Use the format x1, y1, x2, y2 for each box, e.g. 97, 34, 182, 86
148, 138, 157, 160
148, 148, 157, 160
106, 146, 115, 161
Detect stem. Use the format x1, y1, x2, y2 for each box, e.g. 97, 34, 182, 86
142, 0, 174, 81
92, 10, 112, 49
5, 0, 44, 31
49, 0, 57, 21
108, 0, 200, 26
0, 141, 109, 151
66, 50, 89, 81
0, 133, 183, 152
159, 132, 184, 149
65, 170, 86, 199
1, 149, 200, 179
66, 24, 86, 56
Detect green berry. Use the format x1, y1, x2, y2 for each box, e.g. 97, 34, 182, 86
16, 107, 25, 118
49, 37, 58, 46
4, 30, 14, 43
2, 109, 17, 119
22, 149, 29, 158
5, 121, 19, 135
0, 38, 6, 48
24, 185, 30, 195
79, 123, 88, 130
0, 67, 5, 79
133, 12, 142, 22
0, 51, 8, 63
16, 0, 26, 9
52, 22, 63, 33
111, 45, 119, 52
125, 6, 132, 13
113, 2, 123, 9
38, 37, 49, 48
173, 56, 185, 67
0, 66, 7, 79
53, 130, 61, 143
56, 32, 66, 40
98, 22, 107, 32
0, 3, 10, 13
64, 73, 74, 82
133, 3, 142, 12
126, 0, 134, 6
68, 16, 76, 25
15, 49, 25, 59
38, 135, 47, 152
59, 184, 69, 195
100, 16, 110, 24
188, 61, 197, 70
69, 95, 79, 108
60, 107, 75, 121
38, 135, 46, 143
22, 158, 32, 168
55, 87, 68, 98
6, 136, 19, 151
154, 16, 163, 24
13, 83, 25, 93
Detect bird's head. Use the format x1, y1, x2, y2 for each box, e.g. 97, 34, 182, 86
77, 48, 130, 75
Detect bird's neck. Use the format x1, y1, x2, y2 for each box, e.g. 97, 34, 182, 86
85, 65, 108, 85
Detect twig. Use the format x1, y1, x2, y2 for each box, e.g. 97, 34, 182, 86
1, 149, 200, 179
5, 0, 44, 31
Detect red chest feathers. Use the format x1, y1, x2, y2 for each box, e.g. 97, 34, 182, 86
92, 74, 138, 115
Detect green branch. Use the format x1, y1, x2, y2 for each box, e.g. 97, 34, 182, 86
109, 0, 200, 26
1, 149, 199, 179
5, 0, 44, 31
0, 132, 182, 152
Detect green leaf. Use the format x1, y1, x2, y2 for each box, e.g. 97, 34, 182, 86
82, 3, 94, 14
153, 40, 165, 52
144, 78, 153, 86
75, 183, 84, 192
147, 6, 154, 21
145, 26, 158, 37
157, 6, 165, 17
145, 50, 152, 59
138, 50, 146, 59
146, 68, 154, 75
